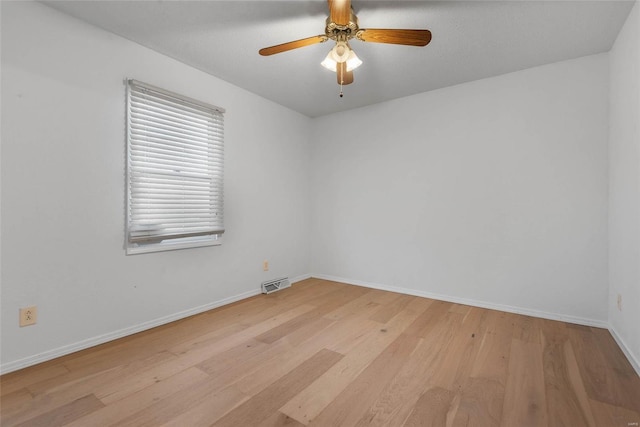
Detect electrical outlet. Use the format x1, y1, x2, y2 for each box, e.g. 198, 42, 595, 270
263, 260, 269, 271
617, 294, 622, 311
19, 306, 37, 327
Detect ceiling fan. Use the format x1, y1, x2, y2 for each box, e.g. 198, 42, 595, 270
259, 0, 432, 96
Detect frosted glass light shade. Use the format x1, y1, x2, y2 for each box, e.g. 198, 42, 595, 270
321, 52, 337, 70
345, 50, 362, 71
321, 49, 362, 72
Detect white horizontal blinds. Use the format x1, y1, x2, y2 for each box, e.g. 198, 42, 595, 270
127, 80, 224, 245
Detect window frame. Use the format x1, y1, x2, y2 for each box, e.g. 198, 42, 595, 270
125, 79, 225, 255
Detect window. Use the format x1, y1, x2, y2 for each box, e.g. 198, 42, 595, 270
126, 79, 225, 254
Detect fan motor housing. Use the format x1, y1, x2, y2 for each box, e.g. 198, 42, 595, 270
325, 12, 359, 40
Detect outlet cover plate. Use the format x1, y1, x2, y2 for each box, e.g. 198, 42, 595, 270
19, 306, 37, 327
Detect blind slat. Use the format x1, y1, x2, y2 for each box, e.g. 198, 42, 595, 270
130, 108, 223, 135
130, 143, 219, 162
130, 116, 219, 143
130, 128, 223, 151
130, 139, 222, 158
130, 158, 217, 175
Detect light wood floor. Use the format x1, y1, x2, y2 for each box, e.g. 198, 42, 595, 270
1, 278, 639, 426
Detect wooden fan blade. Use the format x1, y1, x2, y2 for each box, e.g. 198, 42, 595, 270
337, 62, 354, 85
357, 29, 432, 46
328, 0, 351, 26
259, 35, 327, 56
343, 70, 354, 85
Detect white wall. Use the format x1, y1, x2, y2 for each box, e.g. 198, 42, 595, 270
609, 1, 640, 372
311, 54, 610, 325
0, 2, 310, 372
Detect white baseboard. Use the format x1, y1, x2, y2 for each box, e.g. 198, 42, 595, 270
0, 273, 315, 375
0, 288, 261, 375
609, 326, 640, 376
290, 273, 312, 283
312, 274, 609, 329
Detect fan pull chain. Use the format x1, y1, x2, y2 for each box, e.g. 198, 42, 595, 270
339, 79, 344, 98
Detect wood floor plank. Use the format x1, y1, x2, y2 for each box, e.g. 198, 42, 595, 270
403, 300, 453, 338
590, 327, 640, 412
64, 367, 210, 427
14, 394, 104, 427
451, 310, 514, 427
194, 338, 268, 375
231, 314, 367, 396
94, 349, 211, 404
168, 303, 317, 357
0, 363, 69, 397
212, 349, 343, 427
470, 309, 514, 381
2, 279, 639, 427
254, 310, 320, 345
309, 333, 421, 426
256, 411, 306, 427
567, 324, 640, 413
449, 377, 504, 427
117, 382, 248, 427
0, 388, 34, 416
366, 288, 409, 305
589, 398, 640, 427
156, 385, 250, 427
2, 351, 175, 426
369, 293, 415, 323
197, 317, 334, 391
349, 310, 464, 426
53, 322, 243, 382
437, 306, 489, 390
280, 297, 432, 424
448, 303, 472, 316
403, 386, 457, 427
501, 339, 548, 427
512, 313, 542, 344
321, 288, 386, 321
317, 312, 384, 356
539, 320, 596, 427
563, 339, 598, 425
221, 328, 338, 397
278, 315, 336, 348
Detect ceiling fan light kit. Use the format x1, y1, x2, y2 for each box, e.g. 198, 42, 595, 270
321, 44, 362, 72
259, 0, 432, 97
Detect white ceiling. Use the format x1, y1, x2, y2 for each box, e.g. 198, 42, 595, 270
43, 1, 634, 118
